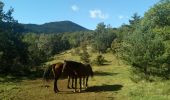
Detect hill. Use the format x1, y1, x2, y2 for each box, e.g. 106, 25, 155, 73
22, 21, 89, 33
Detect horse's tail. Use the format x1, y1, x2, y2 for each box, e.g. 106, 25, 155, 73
43, 64, 55, 81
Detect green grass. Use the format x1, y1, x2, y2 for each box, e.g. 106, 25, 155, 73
1, 49, 170, 100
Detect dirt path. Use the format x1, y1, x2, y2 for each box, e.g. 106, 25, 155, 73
8, 78, 119, 100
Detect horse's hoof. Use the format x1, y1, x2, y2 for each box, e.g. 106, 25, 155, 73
73, 90, 76, 93
78, 90, 81, 93
44, 85, 50, 88
67, 86, 71, 89
54, 91, 58, 93
54, 90, 59, 93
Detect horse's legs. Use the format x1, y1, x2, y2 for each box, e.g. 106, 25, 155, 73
74, 76, 77, 92
54, 78, 57, 93
85, 76, 89, 89
82, 76, 85, 88
52, 67, 58, 93
67, 76, 71, 89
56, 77, 60, 92
53, 72, 60, 93
72, 76, 75, 89
79, 77, 82, 92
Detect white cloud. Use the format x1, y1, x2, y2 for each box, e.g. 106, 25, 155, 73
71, 5, 79, 12
89, 9, 109, 20
118, 15, 129, 19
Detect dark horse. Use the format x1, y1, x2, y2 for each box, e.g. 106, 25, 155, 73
43, 62, 64, 93
62, 60, 93, 92
67, 63, 93, 89
43, 62, 80, 93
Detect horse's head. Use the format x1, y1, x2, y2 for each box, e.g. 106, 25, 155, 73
89, 65, 94, 77
86, 64, 94, 77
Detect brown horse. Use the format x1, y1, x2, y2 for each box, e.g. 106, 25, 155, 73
43, 62, 79, 93
67, 63, 93, 89
62, 60, 93, 92
43, 62, 63, 93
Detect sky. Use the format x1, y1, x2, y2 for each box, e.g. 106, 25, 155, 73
2, 0, 159, 30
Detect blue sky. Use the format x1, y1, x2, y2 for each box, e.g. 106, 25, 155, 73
3, 0, 159, 30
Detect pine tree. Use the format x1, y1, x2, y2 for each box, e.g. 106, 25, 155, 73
80, 43, 90, 63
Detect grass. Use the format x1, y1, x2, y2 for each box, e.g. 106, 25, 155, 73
1, 48, 170, 100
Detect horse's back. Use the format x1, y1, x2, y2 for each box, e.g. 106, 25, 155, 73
64, 61, 86, 74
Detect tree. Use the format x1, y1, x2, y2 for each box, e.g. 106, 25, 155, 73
118, 0, 170, 80
0, 1, 29, 75
129, 13, 141, 26
93, 22, 116, 53
80, 43, 90, 63
142, 0, 170, 28
93, 22, 107, 53
23, 33, 71, 68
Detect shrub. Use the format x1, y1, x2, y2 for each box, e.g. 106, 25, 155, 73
94, 55, 107, 65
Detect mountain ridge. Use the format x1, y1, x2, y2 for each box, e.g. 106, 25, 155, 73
22, 20, 89, 33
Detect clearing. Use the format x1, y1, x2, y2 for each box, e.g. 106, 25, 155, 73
1, 50, 170, 100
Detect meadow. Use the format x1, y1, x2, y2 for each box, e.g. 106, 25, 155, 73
0, 0, 170, 100
1, 49, 170, 100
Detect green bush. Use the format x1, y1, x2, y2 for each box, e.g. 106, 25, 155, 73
94, 55, 107, 65
80, 43, 90, 63
118, 0, 170, 80
120, 26, 169, 80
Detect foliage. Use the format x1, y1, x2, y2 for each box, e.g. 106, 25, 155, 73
121, 30, 166, 80
23, 33, 70, 67
117, 0, 170, 80
92, 22, 116, 53
0, 1, 29, 75
80, 43, 90, 63
62, 31, 94, 48
141, 0, 170, 28
129, 13, 141, 30
94, 55, 107, 65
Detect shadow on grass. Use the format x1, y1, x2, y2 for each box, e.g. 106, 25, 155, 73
0, 75, 23, 83
0, 69, 44, 83
85, 84, 123, 92
95, 63, 111, 66
94, 71, 118, 76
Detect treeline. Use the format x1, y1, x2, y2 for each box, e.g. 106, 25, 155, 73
112, 0, 170, 81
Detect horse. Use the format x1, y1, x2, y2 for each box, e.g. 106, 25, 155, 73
43, 62, 63, 93
43, 62, 79, 93
62, 60, 93, 92
67, 63, 93, 89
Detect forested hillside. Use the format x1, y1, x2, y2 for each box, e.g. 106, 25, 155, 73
22, 21, 88, 33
